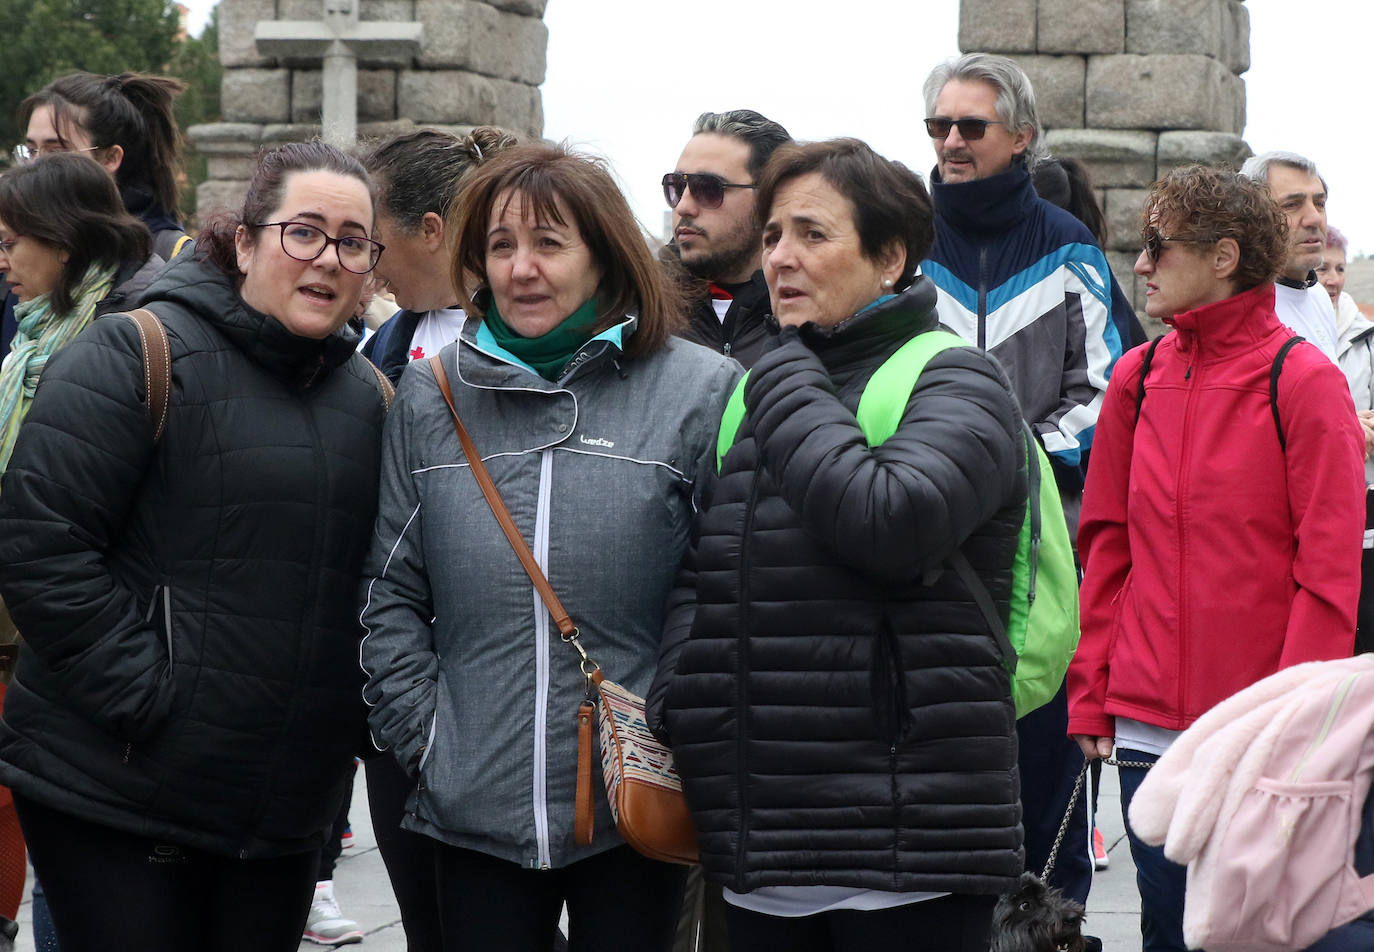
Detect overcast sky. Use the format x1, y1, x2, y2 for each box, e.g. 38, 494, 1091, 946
183, 0, 1374, 255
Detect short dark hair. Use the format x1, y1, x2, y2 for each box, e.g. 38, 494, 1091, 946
19, 72, 186, 218
0, 153, 150, 315
197, 141, 374, 280
451, 142, 682, 357
364, 126, 521, 232
692, 110, 792, 180
755, 138, 934, 292
1141, 165, 1289, 292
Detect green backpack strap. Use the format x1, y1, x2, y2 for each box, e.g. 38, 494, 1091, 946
856, 331, 970, 444
716, 371, 750, 472
715, 330, 970, 470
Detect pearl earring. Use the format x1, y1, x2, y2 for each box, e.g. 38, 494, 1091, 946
882, 279, 894, 290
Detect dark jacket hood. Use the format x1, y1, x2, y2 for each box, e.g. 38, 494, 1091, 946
142, 253, 362, 388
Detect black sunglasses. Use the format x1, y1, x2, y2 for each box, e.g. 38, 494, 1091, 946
923, 117, 1007, 141
662, 172, 756, 210
1143, 231, 1219, 263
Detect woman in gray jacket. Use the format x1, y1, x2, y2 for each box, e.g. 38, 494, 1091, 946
359, 143, 741, 952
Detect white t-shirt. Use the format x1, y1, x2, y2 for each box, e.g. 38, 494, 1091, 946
723, 884, 948, 917
402, 307, 466, 364
1273, 280, 1338, 362
1115, 717, 1181, 758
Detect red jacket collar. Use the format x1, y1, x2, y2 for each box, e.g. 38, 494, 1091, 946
1165, 282, 1285, 357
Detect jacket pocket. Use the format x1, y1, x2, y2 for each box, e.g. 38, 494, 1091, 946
145, 585, 175, 676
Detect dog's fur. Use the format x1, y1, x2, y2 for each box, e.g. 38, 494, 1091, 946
990, 872, 1087, 952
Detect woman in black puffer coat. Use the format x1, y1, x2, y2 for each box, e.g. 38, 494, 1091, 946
0, 142, 389, 952
649, 138, 1027, 951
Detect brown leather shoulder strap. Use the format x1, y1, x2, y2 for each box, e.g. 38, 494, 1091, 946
426, 355, 576, 637
120, 308, 171, 444
370, 362, 396, 411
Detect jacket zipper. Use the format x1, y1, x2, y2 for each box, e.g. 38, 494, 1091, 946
239, 402, 328, 859
531, 448, 556, 869
976, 245, 988, 350
1175, 355, 1198, 720
1288, 674, 1358, 782
734, 469, 761, 886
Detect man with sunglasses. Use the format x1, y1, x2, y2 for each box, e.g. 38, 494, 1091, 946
918, 52, 1132, 914
1067, 164, 1363, 952
1240, 151, 1339, 361
663, 109, 791, 369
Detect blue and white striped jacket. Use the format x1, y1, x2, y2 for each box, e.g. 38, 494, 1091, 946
922, 160, 1126, 467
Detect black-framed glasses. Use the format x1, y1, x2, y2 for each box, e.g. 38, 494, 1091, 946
12, 144, 102, 165
662, 172, 756, 210
1143, 231, 1219, 263
256, 221, 384, 274
923, 117, 1007, 141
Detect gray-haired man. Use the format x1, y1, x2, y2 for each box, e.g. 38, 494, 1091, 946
1240, 150, 1338, 360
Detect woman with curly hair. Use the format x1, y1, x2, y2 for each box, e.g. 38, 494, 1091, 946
1067, 165, 1366, 952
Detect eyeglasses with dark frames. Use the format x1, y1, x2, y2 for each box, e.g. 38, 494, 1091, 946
256, 221, 385, 274
923, 117, 1008, 141
661, 172, 756, 210
1143, 231, 1219, 263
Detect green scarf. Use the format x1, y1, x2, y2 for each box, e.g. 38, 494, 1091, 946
0, 263, 118, 476
483, 297, 601, 381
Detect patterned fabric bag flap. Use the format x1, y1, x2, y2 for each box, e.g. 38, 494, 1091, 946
596, 676, 697, 865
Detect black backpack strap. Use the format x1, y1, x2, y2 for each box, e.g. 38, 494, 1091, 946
949, 550, 1018, 672
1135, 335, 1166, 425
1270, 336, 1303, 452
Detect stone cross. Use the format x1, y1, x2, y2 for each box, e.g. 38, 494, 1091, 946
255, 0, 423, 147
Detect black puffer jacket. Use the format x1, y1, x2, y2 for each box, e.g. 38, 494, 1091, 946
0, 253, 387, 858
650, 278, 1027, 895
677, 270, 778, 368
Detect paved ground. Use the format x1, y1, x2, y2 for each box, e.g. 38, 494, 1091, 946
9, 766, 1145, 951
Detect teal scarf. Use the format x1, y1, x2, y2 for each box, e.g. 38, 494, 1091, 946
483, 297, 600, 381
0, 263, 118, 476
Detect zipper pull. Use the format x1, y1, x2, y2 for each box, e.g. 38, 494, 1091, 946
1185, 365, 1192, 381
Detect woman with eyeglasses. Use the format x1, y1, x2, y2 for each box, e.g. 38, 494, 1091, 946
3, 73, 189, 370
359, 142, 741, 952
0, 141, 390, 952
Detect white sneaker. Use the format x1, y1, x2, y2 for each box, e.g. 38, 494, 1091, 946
303, 880, 363, 946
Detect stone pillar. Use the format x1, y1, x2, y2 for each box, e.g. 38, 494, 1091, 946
959, 0, 1251, 336
190, 0, 547, 218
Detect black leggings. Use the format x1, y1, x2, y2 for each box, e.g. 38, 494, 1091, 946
432, 842, 686, 952
15, 795, 319, 952
365, 753, 442, 951
723, 893, 996, 952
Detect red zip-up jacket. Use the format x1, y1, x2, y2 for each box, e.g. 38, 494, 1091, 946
1067, 281, 1364, 738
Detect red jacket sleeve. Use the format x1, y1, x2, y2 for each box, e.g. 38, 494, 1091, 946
1066, 345, 1145, 739
1276, 352, 1364, 666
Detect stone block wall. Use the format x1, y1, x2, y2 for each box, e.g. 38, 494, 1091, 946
190, 0, 548, 217
961, 0, 1251, 336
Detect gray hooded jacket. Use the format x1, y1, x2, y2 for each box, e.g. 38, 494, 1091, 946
360, 314, 740, 869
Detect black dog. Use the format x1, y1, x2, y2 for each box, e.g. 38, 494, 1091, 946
990, 872, 1089, 952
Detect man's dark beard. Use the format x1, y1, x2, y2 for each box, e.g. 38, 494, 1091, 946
680, 243, 757, 283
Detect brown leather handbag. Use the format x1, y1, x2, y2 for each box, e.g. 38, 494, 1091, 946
427, 355, 698, 865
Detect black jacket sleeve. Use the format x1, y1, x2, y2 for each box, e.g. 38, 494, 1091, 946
0, 319, 174, 741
